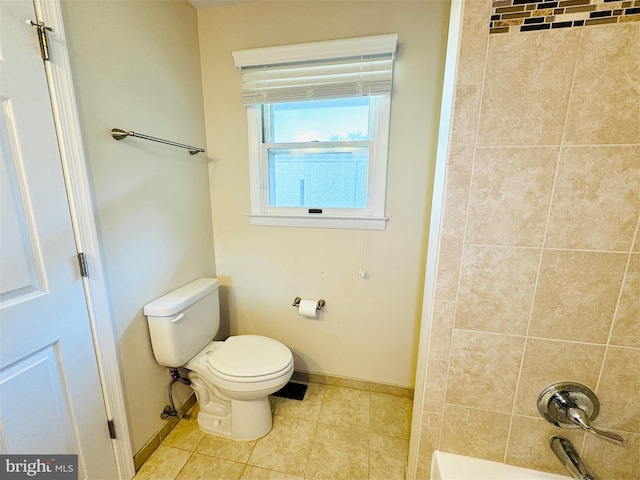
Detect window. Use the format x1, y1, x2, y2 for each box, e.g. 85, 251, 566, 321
265, 98, 371, 210
233, 34, 397, 230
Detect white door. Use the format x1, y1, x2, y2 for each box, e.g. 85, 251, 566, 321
0, 1, 119, 478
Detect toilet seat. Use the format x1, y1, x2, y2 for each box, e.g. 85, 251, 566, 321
208, 335, 293, 382
188, 335, 293, 384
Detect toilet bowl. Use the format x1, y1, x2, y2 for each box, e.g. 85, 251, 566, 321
185, 336, 293, 439
144, 278, 294, 440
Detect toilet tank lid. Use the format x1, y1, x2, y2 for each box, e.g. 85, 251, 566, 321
144, 278, 219, 317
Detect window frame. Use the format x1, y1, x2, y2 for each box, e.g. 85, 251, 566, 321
246, 95, 391, 230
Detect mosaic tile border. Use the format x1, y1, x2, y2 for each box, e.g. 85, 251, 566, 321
490, 0, 640, 33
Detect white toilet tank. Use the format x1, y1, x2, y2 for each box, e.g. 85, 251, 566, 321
144, 278, 220, 368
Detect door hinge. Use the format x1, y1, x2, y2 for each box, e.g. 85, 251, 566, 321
77, 252, 88, 278
107, 419, 117, 440
29, 20, 53, 61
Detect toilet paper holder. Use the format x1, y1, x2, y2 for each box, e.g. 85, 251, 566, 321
292, 297, 325, 311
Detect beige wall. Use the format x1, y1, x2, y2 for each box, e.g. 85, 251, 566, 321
198, 1, 450, 388
62, 1, 215, 454
414, 0, 640, 477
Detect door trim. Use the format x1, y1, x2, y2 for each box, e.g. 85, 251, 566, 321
35, 0, 135, 478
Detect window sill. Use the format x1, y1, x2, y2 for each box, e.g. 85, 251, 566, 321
248, 213, 387, 230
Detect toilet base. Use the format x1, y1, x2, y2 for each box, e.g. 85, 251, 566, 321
189, 373, 274, 441
199, 396, 273, 441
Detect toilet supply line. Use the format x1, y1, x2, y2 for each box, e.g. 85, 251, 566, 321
161, 367, 191, 420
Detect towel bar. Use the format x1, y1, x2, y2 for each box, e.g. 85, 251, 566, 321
111, 128, 205, 155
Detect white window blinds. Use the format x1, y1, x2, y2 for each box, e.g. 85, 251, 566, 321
232, 34, 398, 105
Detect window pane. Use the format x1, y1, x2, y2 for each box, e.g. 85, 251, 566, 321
267, 98, 370, 143
268, 147, 368, 208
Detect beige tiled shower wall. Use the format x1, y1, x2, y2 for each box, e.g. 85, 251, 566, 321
415, 0, 640, 477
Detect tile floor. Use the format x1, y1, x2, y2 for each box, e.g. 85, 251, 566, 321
134, 382, 413, 480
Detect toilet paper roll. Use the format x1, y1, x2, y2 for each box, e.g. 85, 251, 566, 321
298, 299, 318, 319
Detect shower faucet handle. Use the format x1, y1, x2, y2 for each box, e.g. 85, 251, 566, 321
537, 382, 624, 445
564, 404, 624, 445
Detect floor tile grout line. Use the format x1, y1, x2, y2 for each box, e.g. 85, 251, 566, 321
304, 413, 321, 480
172, 450, 194, 480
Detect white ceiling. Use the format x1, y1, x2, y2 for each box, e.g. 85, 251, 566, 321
187, 0, 256, 8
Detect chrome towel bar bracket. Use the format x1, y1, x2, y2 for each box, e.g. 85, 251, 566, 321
111, 128, 205, 155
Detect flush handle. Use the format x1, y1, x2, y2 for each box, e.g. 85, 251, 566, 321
537, 382, 624, 445
171, 313, 185, 323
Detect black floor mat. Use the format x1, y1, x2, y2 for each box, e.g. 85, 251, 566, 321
272, 382, 307, 401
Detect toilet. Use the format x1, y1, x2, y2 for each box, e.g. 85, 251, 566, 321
144, 278, 294, 440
